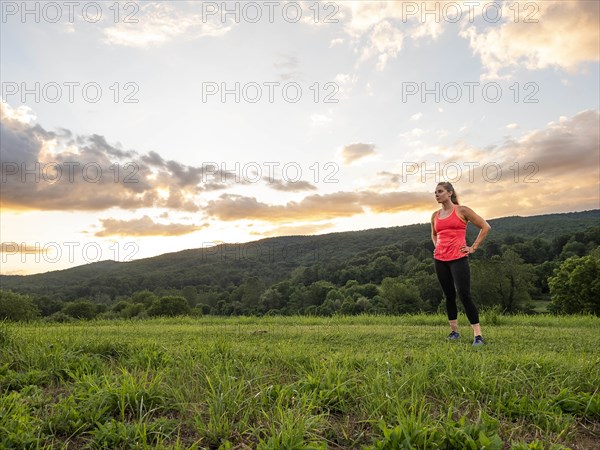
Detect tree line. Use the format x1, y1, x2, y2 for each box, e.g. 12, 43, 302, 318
2, 225, 598, 321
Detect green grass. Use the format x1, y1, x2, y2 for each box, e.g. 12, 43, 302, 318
530, 300, 553, 314
1, 314, 599, 449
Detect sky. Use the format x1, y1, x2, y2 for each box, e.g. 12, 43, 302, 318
1, 0, 599, 275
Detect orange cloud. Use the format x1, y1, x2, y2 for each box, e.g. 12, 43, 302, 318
340, 142, 377, 165
95, 216, 207, 237
264, 177, 318, 192
205, 192, 364, 222
251, 223, 335, 237
370, 110, 600, 219
461, 0, 600, 79
205, 190, 433, 223
0, 242, 49, 254
344, 1, 599, 78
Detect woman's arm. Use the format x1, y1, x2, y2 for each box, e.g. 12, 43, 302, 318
430, 211, 438, 246
459, 206, 491, 254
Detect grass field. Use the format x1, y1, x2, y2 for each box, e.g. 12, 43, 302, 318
1, 314, 599, 449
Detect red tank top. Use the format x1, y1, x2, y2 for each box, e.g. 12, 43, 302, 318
434, 206, 467, 261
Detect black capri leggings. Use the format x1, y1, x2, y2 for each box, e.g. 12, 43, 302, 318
434, 257, 480, 324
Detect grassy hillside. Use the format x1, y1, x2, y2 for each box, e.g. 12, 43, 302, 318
2, 314, 599, 449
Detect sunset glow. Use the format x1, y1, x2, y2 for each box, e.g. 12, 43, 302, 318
1, 1, 599, 275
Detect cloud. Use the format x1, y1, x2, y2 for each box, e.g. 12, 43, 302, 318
340, 143, 377, 165
360, 109, 600, 219
359, 190, 433, 213
379, 110, 600, 218
205, 189, 433, 223
410, 112, 423, 121
334, 73, 359, 99
205, 192, 364, 222
311, 113, 332, 127
341, 1, 598, 78
251, 223, 335, 237
343, 1, 447, 71
95, 216, 207, 237
264, 177, 318, 192
274, 54, 303, 81
343, 1, 441, 38
102, 2, 232, 48
398, 128, 426, 148
356, 20, 404, 71
0, 101, 36, 124
0, 101, 235, 212
460, 0, 600, 79
507, 110, 599, 180
0, 242, 49, 254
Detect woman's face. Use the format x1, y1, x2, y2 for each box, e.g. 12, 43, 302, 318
435, 185, 451, 203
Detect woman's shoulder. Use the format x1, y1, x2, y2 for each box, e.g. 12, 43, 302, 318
455, 205, 470, 222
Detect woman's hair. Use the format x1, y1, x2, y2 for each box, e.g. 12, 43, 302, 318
437, 182, 459, 205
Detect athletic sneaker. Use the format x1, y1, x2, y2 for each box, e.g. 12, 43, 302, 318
473, 335, 485, 346
447, 331, 460, 340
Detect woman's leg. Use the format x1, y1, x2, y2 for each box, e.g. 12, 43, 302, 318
434, 259, 458, 330
449, 257, 481, 336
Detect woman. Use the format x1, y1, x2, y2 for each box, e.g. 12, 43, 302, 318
431, 182, 491, 346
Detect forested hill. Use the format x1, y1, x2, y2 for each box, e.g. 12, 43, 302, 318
1, 209, 598, 300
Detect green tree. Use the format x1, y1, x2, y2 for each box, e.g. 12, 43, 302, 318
369, 256, 400, 283
339, 267, 365, 285
197, 290, 220, 308
497, 249, 536, 311
258, 288, 284, 313
121, 303, 145, 319
379, 278, 424, 314
482, 240, 502, 259
355, 297, 371, 313
111, 300, 131, 313
32, 295, 63, 317
513, 241, 542, 264
411, 271, 443, 312
316, 298, 339, 316
62, 300, 97, 320
348, 283, 379, 299
549, 249, 600, 315
231, 277, 265, 313
196, 303, 211, 315
305, 280, 335, 307
181, 286, 198, 306
147, 296, 191, 317
131, 290, 158, 307
340, 298, 357, 315
472, 250, 535, 312
560, 241, 587, 259
369, 295, 389, 314
290, 266, 320, 286
0, 290, 39, 321
310, 289, 344, 316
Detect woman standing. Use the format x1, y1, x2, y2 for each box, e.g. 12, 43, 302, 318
431, 182, 491, 346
